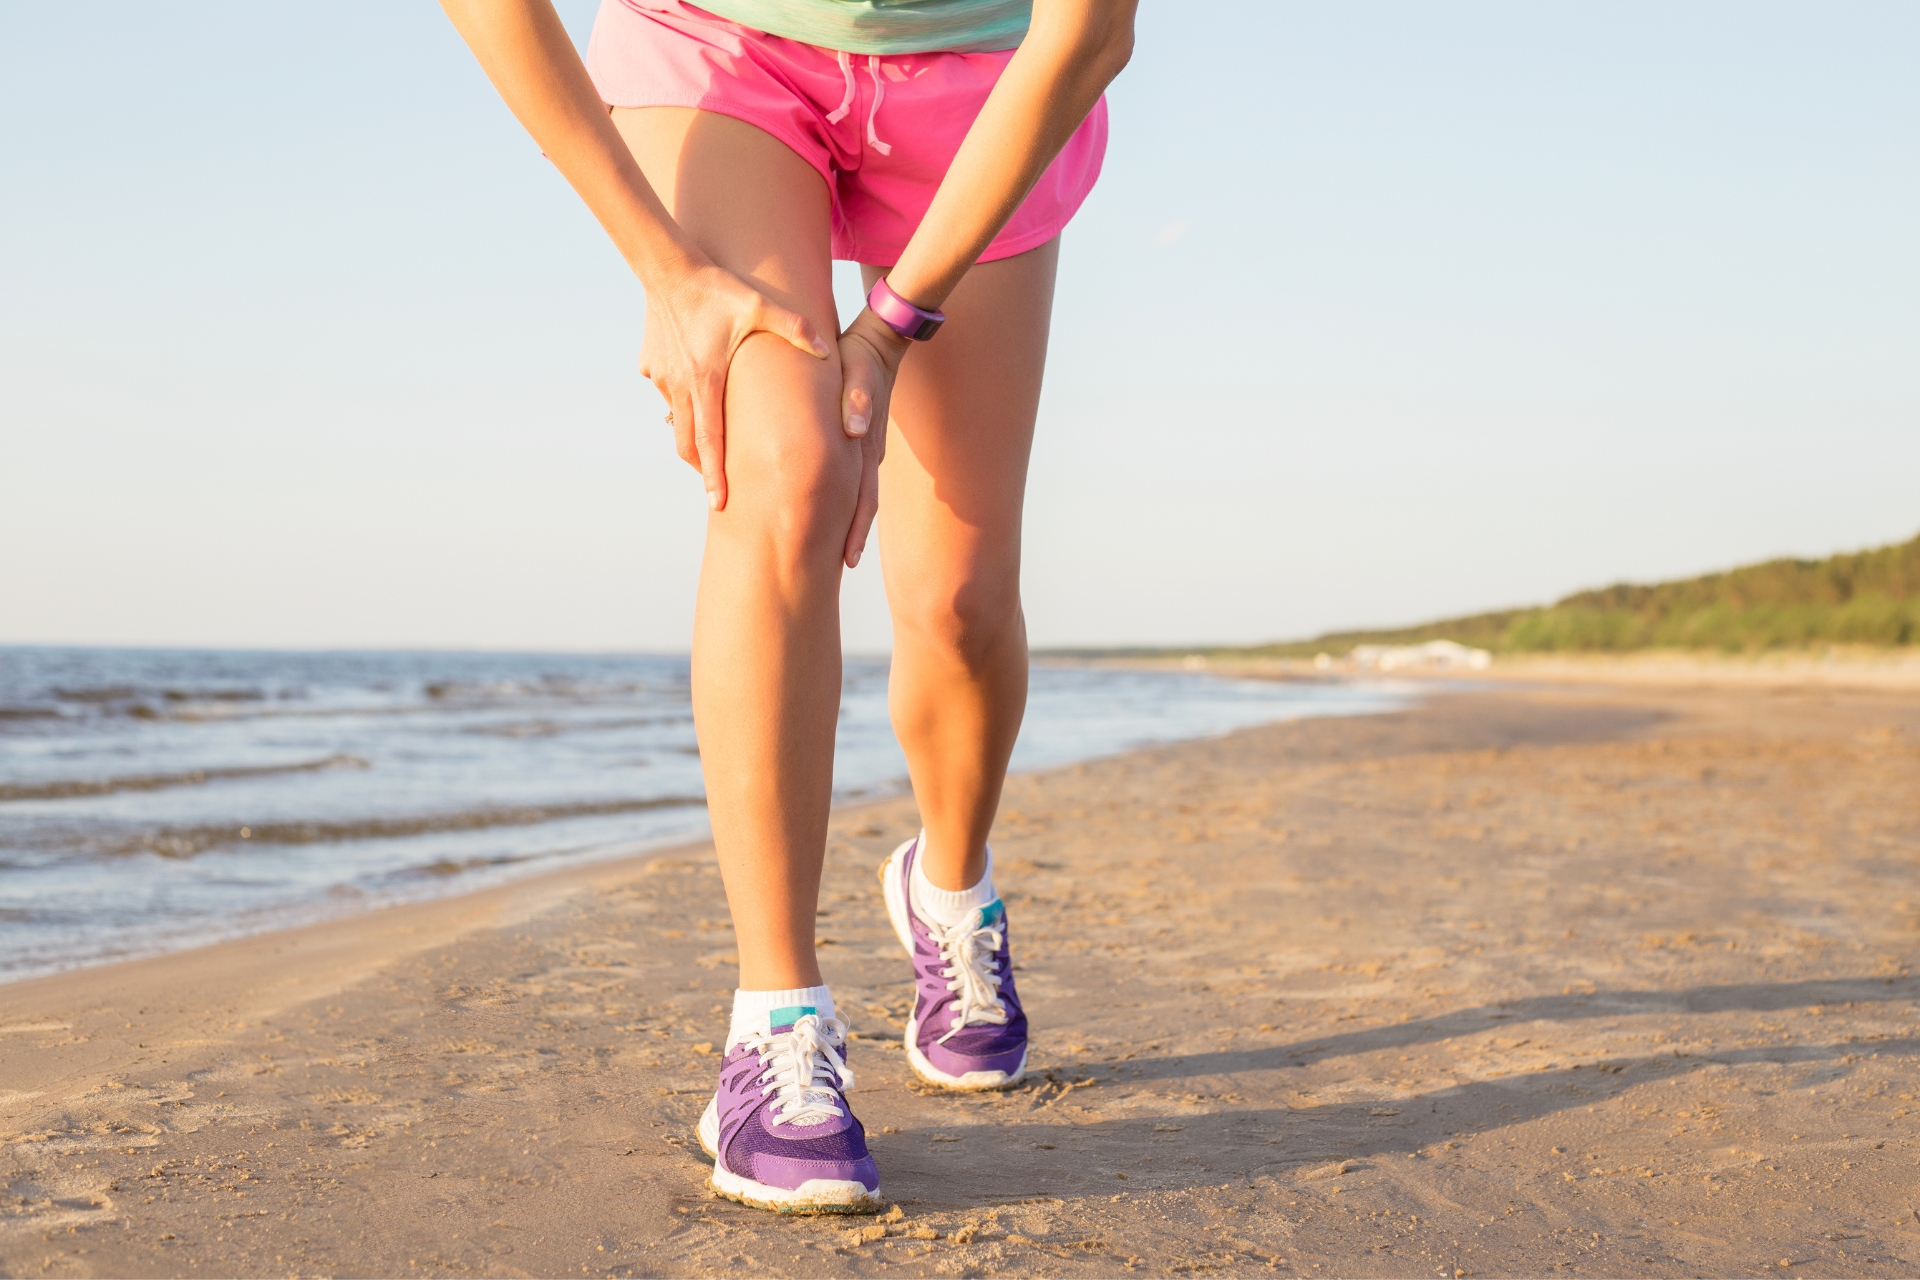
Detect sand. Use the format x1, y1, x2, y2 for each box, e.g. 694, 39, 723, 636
4, 676, 1919, 1277
1153, 648, 1920, 694
1479, 651, 1920, 693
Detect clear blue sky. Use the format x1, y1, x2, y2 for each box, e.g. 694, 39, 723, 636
4, 3, 1916, 651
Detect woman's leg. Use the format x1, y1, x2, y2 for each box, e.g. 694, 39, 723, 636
868, 240, 1059, 891
612, 107, 855, 990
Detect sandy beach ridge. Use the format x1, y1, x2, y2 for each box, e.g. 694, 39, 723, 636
1079, 648, 1920, 694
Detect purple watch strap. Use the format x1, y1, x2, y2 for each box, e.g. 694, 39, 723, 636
867, 277, 945, 341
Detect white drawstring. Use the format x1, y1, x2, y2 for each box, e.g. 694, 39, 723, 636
864, 56, 892, 155
825, 50, 892, 156
826, 50, 856, 124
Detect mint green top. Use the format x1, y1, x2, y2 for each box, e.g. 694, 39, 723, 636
694, 0, 1031, 54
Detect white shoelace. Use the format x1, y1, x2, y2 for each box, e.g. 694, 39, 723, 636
736, 1013, 854, 1128
926, 909, 1008, 1044
826, 51, 894, 156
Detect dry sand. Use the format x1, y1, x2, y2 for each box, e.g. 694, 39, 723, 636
1153, 648, 1920, 695
4, 679, 1919, 1277
1477, 651, 1920, 693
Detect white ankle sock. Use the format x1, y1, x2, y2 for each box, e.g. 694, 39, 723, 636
729, 984, 835, 1049
910, 832, 997, 928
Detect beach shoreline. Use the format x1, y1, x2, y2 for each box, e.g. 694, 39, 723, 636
0, 649, 1398, 983
1055, 646, 1920, 693
5, 677, 1919, 1276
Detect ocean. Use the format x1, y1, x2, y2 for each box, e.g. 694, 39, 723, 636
0, 647, 1404, 982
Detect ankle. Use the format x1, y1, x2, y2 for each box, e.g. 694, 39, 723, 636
734, 959, 825, 994
911, 834, 996, 927
729, 984, 836, 1049
913, 831, 990, 892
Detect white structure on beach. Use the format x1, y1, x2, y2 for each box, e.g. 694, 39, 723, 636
1349, 639, 1492, 672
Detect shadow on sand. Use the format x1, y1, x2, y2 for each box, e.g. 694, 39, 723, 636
868, 976, 1915, 1208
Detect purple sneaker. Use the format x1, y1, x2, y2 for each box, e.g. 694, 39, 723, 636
695, 1006, 881, 1213
881, 834, 1028, 1090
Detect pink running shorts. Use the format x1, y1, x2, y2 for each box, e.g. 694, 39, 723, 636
584, 0, 1109, 265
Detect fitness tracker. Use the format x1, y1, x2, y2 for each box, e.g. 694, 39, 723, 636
865, 277, 945, 341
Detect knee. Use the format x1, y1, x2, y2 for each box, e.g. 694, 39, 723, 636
753, 430, 860, 563
894, 572, 1023, 670
715, 342, 860, 576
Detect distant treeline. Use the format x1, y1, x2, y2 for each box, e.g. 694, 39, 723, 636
1066, 531, 1920, 659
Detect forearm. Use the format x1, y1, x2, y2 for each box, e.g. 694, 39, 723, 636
439, 0, 701, 287
883, 0, 1135, 309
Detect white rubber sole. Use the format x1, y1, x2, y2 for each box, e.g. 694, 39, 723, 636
696, 1097, 882, 1215
903, 1012, 1028, 1091
881, 838, 1026, 1092
880, 836, 919, 953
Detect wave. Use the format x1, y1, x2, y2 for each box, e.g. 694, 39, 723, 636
385, 851, 549, 881
461, 713, 694, 739
49, 685, 142, 703
49, 684, 266, 704
161, 688, 267, 703
8, 685, 682, 726
0, 685, 280, 726
0, 754, 370, 803
101, 793, 708, 860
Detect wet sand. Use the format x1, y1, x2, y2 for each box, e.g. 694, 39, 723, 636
4, 678, 1919, 1277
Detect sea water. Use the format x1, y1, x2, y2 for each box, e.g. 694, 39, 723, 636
0, 647, 1404, 981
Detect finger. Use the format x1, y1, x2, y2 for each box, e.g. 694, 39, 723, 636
759, 302, 831, 360
841, 374, 873, 440
667, 385, 699, 471
844, 437, 881, 569
692, 377, 727, 511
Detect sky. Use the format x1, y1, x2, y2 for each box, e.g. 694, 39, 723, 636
3, 2, 1916, 653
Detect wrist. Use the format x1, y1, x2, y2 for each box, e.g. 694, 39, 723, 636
849, 307, 913, 362
630, 242, 710, 295
865, 276, 946, 342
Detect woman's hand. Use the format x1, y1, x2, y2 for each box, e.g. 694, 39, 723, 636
638, 256, 832, 511
836, 310, 911, 568
435, 0, 832, 509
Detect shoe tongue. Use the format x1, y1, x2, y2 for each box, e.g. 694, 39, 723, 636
972, 899, 1004, 929
767, 1004, 816, 1034
763, 1008, 841, 1128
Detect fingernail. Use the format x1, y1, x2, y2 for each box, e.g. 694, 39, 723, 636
848, 548, 861, 567
812, 337, 831, 358
707, 489, 721, 510
847, 413, 869, 437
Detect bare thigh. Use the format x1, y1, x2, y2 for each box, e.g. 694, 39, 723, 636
612, 107, 844, 465
870, 240, 1058, 631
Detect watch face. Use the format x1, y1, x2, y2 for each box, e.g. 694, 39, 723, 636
870, 279, 942, 339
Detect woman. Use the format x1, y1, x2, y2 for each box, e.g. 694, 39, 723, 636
440, 0, 1134, 1212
